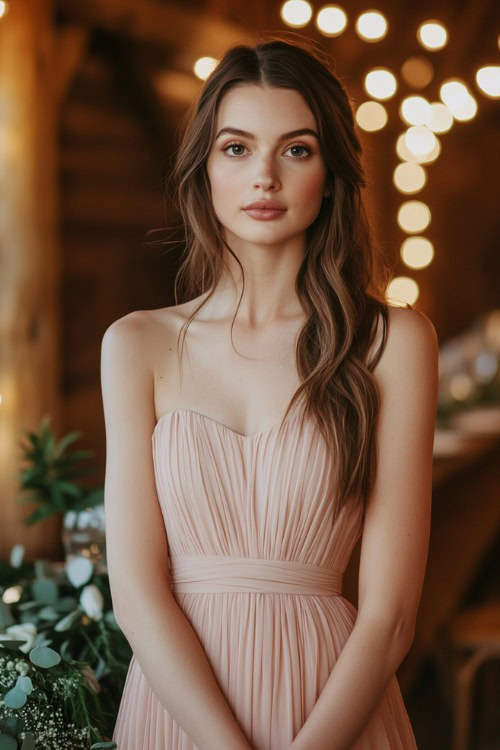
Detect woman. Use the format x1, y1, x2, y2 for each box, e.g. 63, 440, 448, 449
102, 34, 438, 750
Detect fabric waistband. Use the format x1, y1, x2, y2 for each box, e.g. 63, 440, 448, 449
168, 555, 343, 595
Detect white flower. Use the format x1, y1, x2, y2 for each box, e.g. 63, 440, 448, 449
2, 622, 37, 653
79, 584, 103, 621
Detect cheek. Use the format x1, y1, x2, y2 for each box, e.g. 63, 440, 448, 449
208, 158, 243, 199
294, 168, 327, 204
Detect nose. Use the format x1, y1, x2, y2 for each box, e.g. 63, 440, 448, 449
252, 153, 281, 192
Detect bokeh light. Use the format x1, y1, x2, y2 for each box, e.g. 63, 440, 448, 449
417, 20, 448, 51
280, 0, 313, 27
355, 101, 388, 131
315, 5, 347, 36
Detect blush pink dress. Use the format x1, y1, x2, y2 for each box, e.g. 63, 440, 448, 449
112, 407, 418, 749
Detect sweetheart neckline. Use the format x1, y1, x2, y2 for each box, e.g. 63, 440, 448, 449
152, 407, 302, 440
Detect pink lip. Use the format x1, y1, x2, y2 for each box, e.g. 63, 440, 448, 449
243, 208, 286, 220
243, 200, 286, 210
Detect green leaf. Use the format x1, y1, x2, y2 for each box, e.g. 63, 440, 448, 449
90, 743, 117, 749
0, 733, 18, 750
53, 431, 83, 457
31, 578, 58, 605
54, 608, 82, 632
0, 638, 27, 651
53, 595, 77, 613
3, 684, 27, 708
23, 504, 58, 526
55, 481, 83, 497
38, 606, 60, 621
66, 556, 94, 588
29, 645, 61, 668
16, 675, 33, 695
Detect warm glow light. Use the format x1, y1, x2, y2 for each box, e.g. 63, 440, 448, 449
386, 277, 420, 306
364, 68, 397, 100
193, 56, 219, 81
393, 162, 427, 193
417, 20, 448, 50
449, 373, 474, 400
280, 0, 313, 27
475, 66, 500, 98
440, 79, 469, 112
0, 1, 9, 19
405, 125, 436, 156
400, 96, 432, 126
400, 237, 434, 269
427, 102, 454, 133
2, 586, 22, 604
355, 101, 388, 131
401, 56, 434, 89
155, 70, 202, 102
396, 132, 441, 164
355, 10, 388, 42
452, 93, 477, 121
398, 201, 431, 233
315, 5, 347, 36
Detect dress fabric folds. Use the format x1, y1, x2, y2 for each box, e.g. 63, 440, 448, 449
112, 407, 418, 749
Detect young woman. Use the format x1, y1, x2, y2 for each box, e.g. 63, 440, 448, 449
101, 35, 438, 750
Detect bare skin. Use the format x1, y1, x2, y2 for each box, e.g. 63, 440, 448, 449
152, 83, 331, 435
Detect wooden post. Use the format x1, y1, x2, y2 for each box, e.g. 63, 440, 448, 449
0, 0, 63, 560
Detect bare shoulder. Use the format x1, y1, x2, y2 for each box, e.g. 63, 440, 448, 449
373, 306, 439, 386
102, 303, 191, 358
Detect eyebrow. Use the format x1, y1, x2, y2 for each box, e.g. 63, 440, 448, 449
215, 126, 320, 141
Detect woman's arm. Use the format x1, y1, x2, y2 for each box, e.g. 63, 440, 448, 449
290, 307, 439, 750
101, 313, 253, 750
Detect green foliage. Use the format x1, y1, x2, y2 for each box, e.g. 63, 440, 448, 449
1, 547, 132, 749
16, 416, 104, 525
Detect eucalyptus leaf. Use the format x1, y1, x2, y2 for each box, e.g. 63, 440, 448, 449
16, 675, 33, 694
31, 578, 58, 605
9, 544, 25, 568
38, 606, 60, 621
0, 733, 17, 750
0, 718, 18, 735
33, 633, 52, 647
3, 685, 27, 709
66, 556, 94, 588
90, 743, 117, 749
54, 608, 82, 632
29, 645, 61, 668
34, 560, 52, 579
54, 595, 77, 612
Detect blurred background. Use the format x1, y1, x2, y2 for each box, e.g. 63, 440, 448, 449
0, 1, 499, 748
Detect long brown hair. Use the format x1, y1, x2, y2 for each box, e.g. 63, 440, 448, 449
158, 33, 404, 517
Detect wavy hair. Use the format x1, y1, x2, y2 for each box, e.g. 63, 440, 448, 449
156, 33, 406, 518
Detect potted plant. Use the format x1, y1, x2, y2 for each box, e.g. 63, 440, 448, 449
17, 416, 106, 572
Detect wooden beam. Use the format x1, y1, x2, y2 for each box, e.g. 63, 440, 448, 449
55, 0, 254, 59
0, 0, 64, 559
52, 23, 90, 110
